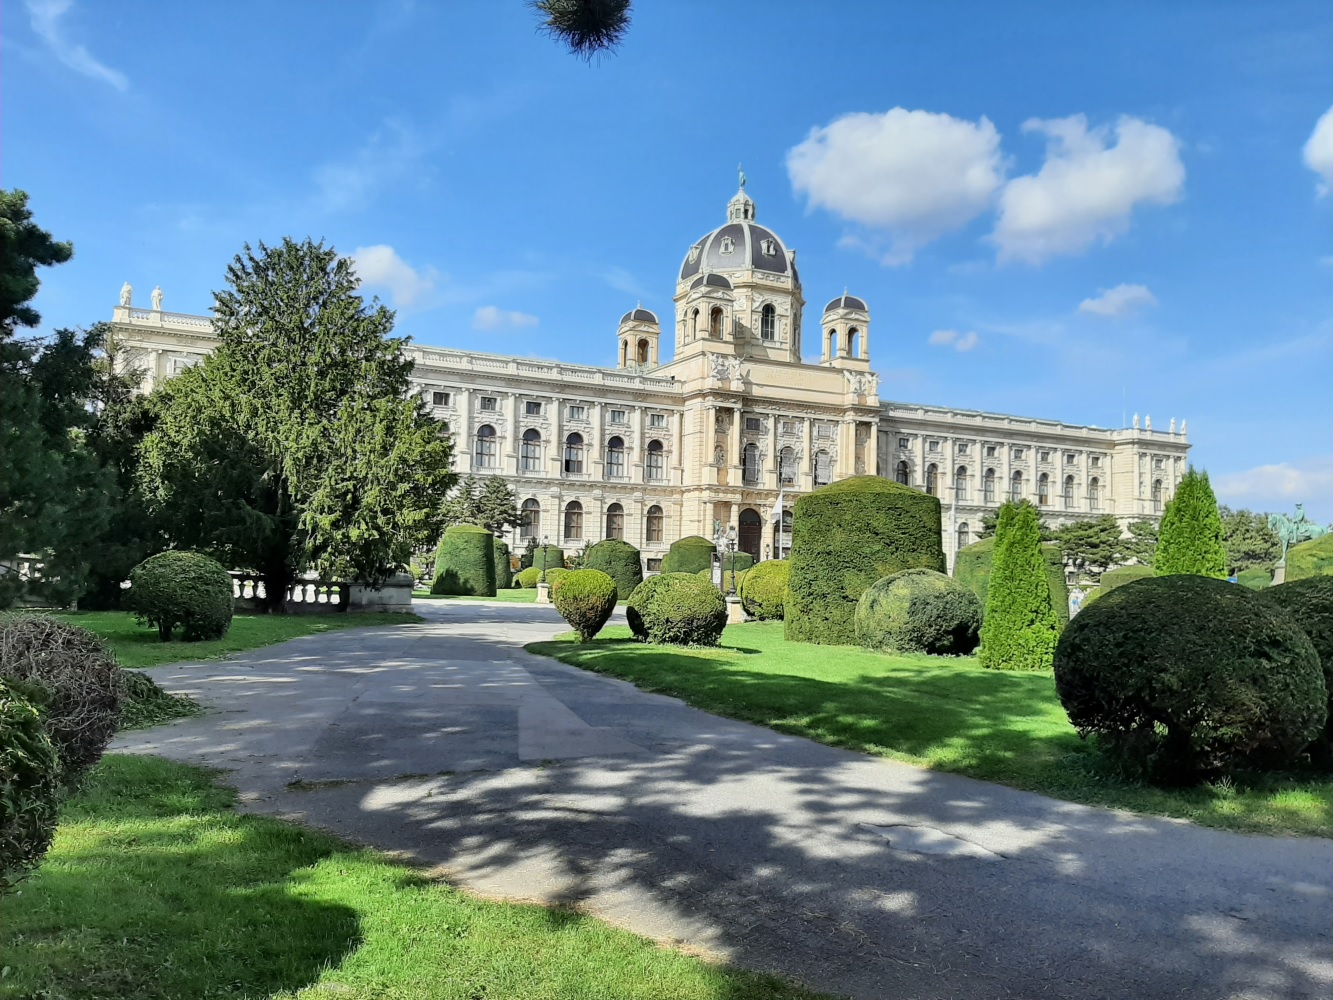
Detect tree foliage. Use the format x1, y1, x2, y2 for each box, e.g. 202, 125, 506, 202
530, 0, 632, 59
1154, 468, 1227, 578
1123, 519, 1158, 567
1052, 516, 1123, 579
0, 190, 72, 338
137, 238, 455, 609
978, 501, 1060, 671
979, 500, 1052, 541
1219, 505, 1280, 572
442, 475, 521, 534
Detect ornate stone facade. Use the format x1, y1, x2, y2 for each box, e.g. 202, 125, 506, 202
108, 186, 1190, 570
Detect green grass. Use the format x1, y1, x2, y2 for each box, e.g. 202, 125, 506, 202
413, 588, 537, 603
53, 611, 423, 669
526, 622, 1333, 839
0, 755, 828, 1000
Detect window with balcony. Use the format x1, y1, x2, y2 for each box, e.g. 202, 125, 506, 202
925, 463, 938, 496
1011, 470, 1024, 502
563, 432, 584, 474
520, 498, 540, 538
1038, 472, 1050, 506
646, 439, 665, 481
983, 468, 996, 502
645, 504, 664, 543
563, 501, 583, 540
474, 425, 496, 468
605, 436, 625, 478
605, 502, 624, 540
954, 465, 968, 500
520, 428, 541, 472
1063, 475, 1075, 509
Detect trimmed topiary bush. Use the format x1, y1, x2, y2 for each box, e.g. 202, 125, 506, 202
1154, 468, 1227, 578
1237, 567, 1272, 591
583, 539, 643, 600
0, 614, 122, 788
1287, 534, 1333, 581
978, 502, 1061, 671
552, 569, 617, 641
516, 567, 542, 588
126, 551, 234, 642
1083, 564, 1154, 606
1263, 576, 1333, 752
786, 476, 945, 645
953, 537, 1069, 625
739, 559, 789, 621
854, 569, 983, 655
0, 677, 62, 893
530, 544, 565, 576
701, 566, 749, 596
721, 551, 754, 573
431, 524, 496, 596
1054, 575, 1325, 783
543, 567, 570, 590
492, 539, 513, 590
626, 573, 728, 646
662, 536, 716, 575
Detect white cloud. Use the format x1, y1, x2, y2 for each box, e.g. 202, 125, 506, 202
1214, 458, 1333, 520
25, 0, 127, 90
993, 115, 1185, 264
473, 305, 538, 331
787, 108, 1005, 265
1303, 104, 1333, 196
928, 329, 979, 352
350, 245, 438, 307
314, 121, 425, 213
1078, 283, 1158, 318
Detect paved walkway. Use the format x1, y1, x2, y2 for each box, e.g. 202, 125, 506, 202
115, 601, 1333, 1000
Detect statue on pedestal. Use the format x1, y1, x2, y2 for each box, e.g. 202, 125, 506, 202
119, 281, 133, 307
151, 285, 163, 311
1269, 504, 1332, 567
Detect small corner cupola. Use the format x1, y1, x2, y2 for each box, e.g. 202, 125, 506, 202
727, 163, 755, 222
820, 289, 872, 370
617, 304, 662, 370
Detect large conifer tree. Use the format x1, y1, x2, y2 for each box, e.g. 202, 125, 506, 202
978, 500, 1060, 671
1154, 468, 1227, 578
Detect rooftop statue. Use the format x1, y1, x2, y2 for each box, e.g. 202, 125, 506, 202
151, 285, 163, 311
120, 281, 133, 307
1269, 504, 1332, 565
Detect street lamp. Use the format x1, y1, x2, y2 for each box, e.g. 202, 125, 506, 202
726, 524, 739, 596
539, 535, 549, 584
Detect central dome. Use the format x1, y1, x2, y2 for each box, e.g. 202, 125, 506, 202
678, 188, 796, 283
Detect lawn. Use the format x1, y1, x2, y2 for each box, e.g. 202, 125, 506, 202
0, 755, 827, 1000
413, 588, 537, 603
53, 610, 423, 669
527, 622, 1333, 839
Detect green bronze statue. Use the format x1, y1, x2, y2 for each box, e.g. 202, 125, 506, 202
1268, 504, 1331, 566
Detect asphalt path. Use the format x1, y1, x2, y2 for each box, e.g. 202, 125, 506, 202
114, 600, 1333, 1000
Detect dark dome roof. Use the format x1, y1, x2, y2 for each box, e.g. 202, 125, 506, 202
680, 221, 792, 282
824, 294, 867, 313
619, 307, 658, 325
690, 273, 733, 290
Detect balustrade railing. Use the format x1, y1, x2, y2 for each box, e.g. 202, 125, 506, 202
230, 572, 349, 612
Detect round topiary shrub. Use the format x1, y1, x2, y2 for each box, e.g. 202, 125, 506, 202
786, 476, 945, 645
1263, 576, 1333, 752
492, 539, 513, 590
953, 536, 1069, 625
431, 525, 496, 597
739, 559, 789, 621
854, 569, 983, 655
126, 551, 234, 641
662, 536, 716, 575
1237, 567, 1272, 591
627, 573, 727, 645
0, 614, 122, 788
0, 677, 62, 893
1054, 575, 1325, 783
582, 539, 643, 600
552, 569, 617, 642
1287, 534, 1333, 581
515, 567, 542, 588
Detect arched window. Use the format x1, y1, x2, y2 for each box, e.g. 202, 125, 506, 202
605, 436, 625, 478
563, 432, 584, 475
474, 424, 496, 468
605, 502, 624, 540
814, 449, 832, 486
709, 307, 724, 338
983, 468, 996, 503
848, 328, 860, 357
1010, 470, 1023, 502
1152, 479, 1163, 513
645, 439, 665, 481
645, 504, 664, 543
1089, 476, 1101, 511
520, 428, 541, 473
954, 465, 968, 501
1038, 472, 1050, 506
637, 338, 649, 364
957, 521, 970, 552
828, 329, 839, 357
621, 340, 628, 366
563, 501, 583, 540
895, 460, 909, 486
743, 443, 761, 484
760, 304, 776, 341
690, 308, 699, 339
1063, 474, 1075, 510
779, 446, 796, 485
520, 498, 540, 538
925, 463, 938, 496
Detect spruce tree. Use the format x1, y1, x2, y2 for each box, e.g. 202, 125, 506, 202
978, 500, 1060, 671
1154, 468, 1227, 578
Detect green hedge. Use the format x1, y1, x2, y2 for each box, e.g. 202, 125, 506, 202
854, 569, 982, 655
662, 536, 716, 575
126, 551, 234, 642
1054, 575, 1325, 782
978, 502, 1060, 671
721, 551, 754, 573
1288, 534, 1333, 581
515, 567, 541, 588
530, 544, 566, 574
543, 567, 570, 592
0, 677, 61, 893
625, 573, 727, 646
953, 537, 1069, 625
492, 539, 513, 590
1237, 567, 1272, 591
1154, 468, 1227, 578
583, 539, 643, 600
1084, 564, 1154, 607
739, 560, 789, 621
552, 569, 617, 641
431, 525, 496, 596
1263, 576, 1333, 753
785, 476, 945, 645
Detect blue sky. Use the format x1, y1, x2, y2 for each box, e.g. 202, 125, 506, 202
10, 1, 1333, 520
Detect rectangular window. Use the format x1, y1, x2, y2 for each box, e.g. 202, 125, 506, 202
957, 443, 969, 455
480, 396, 497, 411
1154, 457, 1164, 469
568, 405, 586, 421
985, 445, 996, 458
1013, 448, 1025, 460
525, 400, 542, 416
781, 420, 798, 435
745, 417, 762, 432
1039, 450, 1051, 463
1091, 456, 1101, 468
646, 558, 663, 572
1065, 452, 1076, 465
431, 391, 450, 407
649, 413, 666, 428
898, 437, 910, 449
928, 440, 940, 452
609, 409, 627, 424
816, 424, 834, 439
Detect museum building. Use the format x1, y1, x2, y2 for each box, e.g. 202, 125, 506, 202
108, 184, 1191, 571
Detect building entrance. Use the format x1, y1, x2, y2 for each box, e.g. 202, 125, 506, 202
738, 508, 762, 562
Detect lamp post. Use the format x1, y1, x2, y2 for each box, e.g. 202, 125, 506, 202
726, 525, 738, 596
536, 534, 552, 604
539, 535, 549, 583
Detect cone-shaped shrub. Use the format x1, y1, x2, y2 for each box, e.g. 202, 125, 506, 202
552, 569, 617, 641
785, 476, 945, 645
431, 524, 496, 596
662, 535, 716, 574
1263, 576, 1333, 752
740, 559, 789, 620
1155, 468, 1227, 578
0, 678, 61, 892
583, 539, 643, 599
953, 537, 1068, 625
492, 539, 513, 590
978, 501, 1060, 670
855, 568, 983, 655
126, 551, 234, 641
625, 573, 727, 646
1287, 534, 1333, 581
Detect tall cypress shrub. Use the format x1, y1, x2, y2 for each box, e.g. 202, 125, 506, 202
1155, 468, 1227, 578
978, 501, 1060, 671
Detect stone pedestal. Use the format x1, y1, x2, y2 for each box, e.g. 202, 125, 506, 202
1273, 563, 1286, 586
725, 594, 746, 625
347, 571, 414, 614
536, 582, 552, 605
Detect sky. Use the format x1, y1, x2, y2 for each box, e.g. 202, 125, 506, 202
9, 0, 1333, 521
